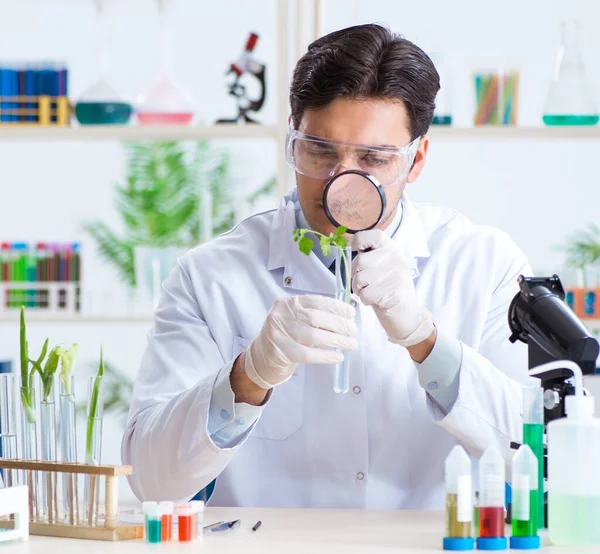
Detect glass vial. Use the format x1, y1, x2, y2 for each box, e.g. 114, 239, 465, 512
84, 375, 104, 526
476, 446, 507, 550
19, 381, 39, 521
443, 445, 474, 550
334, 245, 352, 394
59, 376, 78, 524
430, 52, 452, 125
159, 501, 173, 542
510, 445, 541, 549
39, 377, 59, 524
522, 386, 544, 530
543, 20, 599, 126
0, 373, 18, 488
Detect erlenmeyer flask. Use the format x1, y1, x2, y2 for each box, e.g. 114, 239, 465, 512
543, 20, 599, 126
136, 0, 195, 125
75, 0, 133, 125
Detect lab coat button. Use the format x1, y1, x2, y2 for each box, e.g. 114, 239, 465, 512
220, 409, 230, 420
356, 472, 365, 481
410, 268, 418, 277
284, 276, 292, 286
351, 299, 358, 308
427, 381, 438, 391
236, 417, 246, 425
353, 386, 361, 394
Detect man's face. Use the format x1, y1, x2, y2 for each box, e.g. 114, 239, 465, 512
295, 97, 429, 236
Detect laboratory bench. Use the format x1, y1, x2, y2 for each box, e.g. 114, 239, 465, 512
1, 507, 599, 553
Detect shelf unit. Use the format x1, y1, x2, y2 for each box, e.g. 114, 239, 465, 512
0, 313, 154, 323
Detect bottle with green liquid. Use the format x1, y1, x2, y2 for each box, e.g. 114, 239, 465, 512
542, 20, 599, 126
522, 386, 545, 530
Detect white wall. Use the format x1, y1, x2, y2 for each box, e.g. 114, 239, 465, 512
1, 0, 600, 504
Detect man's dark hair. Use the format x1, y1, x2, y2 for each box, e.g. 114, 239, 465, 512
290, 23, 440, 140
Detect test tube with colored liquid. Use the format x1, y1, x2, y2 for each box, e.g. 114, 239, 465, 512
159, 501, 173, 542
190, 500, 205, 541
443, 445, 474, 551
177, 504, 193, 542
510, 445, 541, 550
476, 446, 507, 550
144, 502, 162, 544
522, 386, 544, 530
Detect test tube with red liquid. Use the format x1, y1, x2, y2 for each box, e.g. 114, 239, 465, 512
177, 504, 194, 542
477, 446, 507, 550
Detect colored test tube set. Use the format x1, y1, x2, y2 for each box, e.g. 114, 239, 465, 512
0, 242, 81, 312
0, 62, 69, 125
444, 444, 541, 551
473, 70, 520, 126
143, 500, 204, 543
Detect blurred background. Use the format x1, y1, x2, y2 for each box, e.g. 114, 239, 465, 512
2, 0, 600, 504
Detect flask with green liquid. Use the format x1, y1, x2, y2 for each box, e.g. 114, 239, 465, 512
542, 20, 598, 126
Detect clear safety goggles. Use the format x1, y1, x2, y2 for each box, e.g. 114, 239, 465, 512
285, 127, 420, 187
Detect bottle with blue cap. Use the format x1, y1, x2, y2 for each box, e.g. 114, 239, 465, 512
444, 445, 475, 551
476, 446, 507, 551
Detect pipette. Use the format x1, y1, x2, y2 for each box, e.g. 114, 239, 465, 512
510, 445, 540, 549
443, 445, 474, 551
477, 446, 507, 550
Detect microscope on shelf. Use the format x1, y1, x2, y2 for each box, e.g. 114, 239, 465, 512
216, 32, 266, 124
506, 274, 599, 524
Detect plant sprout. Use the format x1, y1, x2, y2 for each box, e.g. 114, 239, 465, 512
20, 306, 49, 423
293, 226, 351, 301
86, 347, 105, 465
56, 343, 79, 398
30, 346, 61, 403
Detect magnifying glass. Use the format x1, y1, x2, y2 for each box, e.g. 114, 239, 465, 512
322, 170, 386, 233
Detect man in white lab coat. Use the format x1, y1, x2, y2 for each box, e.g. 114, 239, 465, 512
122, 24, 531, 508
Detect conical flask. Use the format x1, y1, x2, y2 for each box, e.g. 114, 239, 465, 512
543, 20, 598, 126
136, 0, 195, 125
75, 0, 133, 125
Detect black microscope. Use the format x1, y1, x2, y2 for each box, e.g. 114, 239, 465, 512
506, 274, 599, 526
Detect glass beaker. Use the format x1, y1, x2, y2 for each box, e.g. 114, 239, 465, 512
136, 0, 195, 125
473, 68, 520, 125
74, 0, 133, 125
430, 52, 452, 126
543, 20, 599, 126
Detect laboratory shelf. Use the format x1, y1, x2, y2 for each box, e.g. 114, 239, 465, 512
0, 313, 154, 323
0, 123, 279, 141
429, 126, 600, 140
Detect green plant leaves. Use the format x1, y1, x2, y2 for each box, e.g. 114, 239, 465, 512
564, 223, 600, 269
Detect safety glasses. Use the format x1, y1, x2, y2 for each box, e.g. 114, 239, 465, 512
285, 127, 420, 187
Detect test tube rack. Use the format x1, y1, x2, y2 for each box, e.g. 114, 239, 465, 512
0, 282, 80, 315
0, 460, 142, 541
0, 95, 70, 126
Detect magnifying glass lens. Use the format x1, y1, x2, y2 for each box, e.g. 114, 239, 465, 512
323, 171, 384, 232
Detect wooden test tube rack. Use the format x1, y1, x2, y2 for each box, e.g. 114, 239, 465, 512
0, 460, 143, 541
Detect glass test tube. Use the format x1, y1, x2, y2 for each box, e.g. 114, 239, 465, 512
0, 374, 18, 488
190, 500, 204, 541
84, 376, 104, 526
510, 445, 541, 549
20, 381, 39, 521
59, 376, 79, 524
443, 445, 474, 550
477, 446, 507, 550
159, 501, 173, 542
39, 377, 59, 524
522, 386, 544, 530
334, 245, 352, 394
144, 502, 161, 543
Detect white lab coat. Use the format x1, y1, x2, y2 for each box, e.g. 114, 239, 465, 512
122, 190, 531, 509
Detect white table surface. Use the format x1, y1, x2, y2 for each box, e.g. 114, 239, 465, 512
1, 508, 599, 553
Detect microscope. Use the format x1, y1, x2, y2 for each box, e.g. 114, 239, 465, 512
506, 274, 599, 525
216, 32, 266, 124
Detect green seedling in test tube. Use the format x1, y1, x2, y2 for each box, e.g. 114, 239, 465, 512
510, 445, 541, 549
20, 306, 48, 423
86, 346, 105, 465
57, 343, 79, 399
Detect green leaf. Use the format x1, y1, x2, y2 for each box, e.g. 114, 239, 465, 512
320, 235, 332, 256
86, 346, 105, 464
333, 234, 348, 249
298, 235, 314, 256
57, 343, 79, 397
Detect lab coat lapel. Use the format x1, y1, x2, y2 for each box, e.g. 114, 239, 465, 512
393, 196, 431, 276
267, 193, 336, 296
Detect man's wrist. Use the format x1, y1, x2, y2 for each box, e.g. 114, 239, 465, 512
406, 326, 437, 363
230, 352, 270, 406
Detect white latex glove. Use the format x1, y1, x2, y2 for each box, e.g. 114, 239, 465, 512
245, 295, 358, 390
351, 229, 434, 347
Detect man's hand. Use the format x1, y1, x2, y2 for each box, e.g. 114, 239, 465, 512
236, 295, 358, 401
351, 230, 435, 359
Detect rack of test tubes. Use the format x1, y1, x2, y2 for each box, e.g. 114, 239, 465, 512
0, 460, 142, 540
0, 242, 81, 315
141, 500, 204, 543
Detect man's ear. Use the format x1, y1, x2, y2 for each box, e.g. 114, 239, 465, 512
407, 136, 429, 184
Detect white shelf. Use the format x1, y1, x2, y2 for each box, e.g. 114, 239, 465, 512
428, 126, 600, 140
0, 313, 154, 323
0, 124, 599, 141
0, 123, 279, 141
